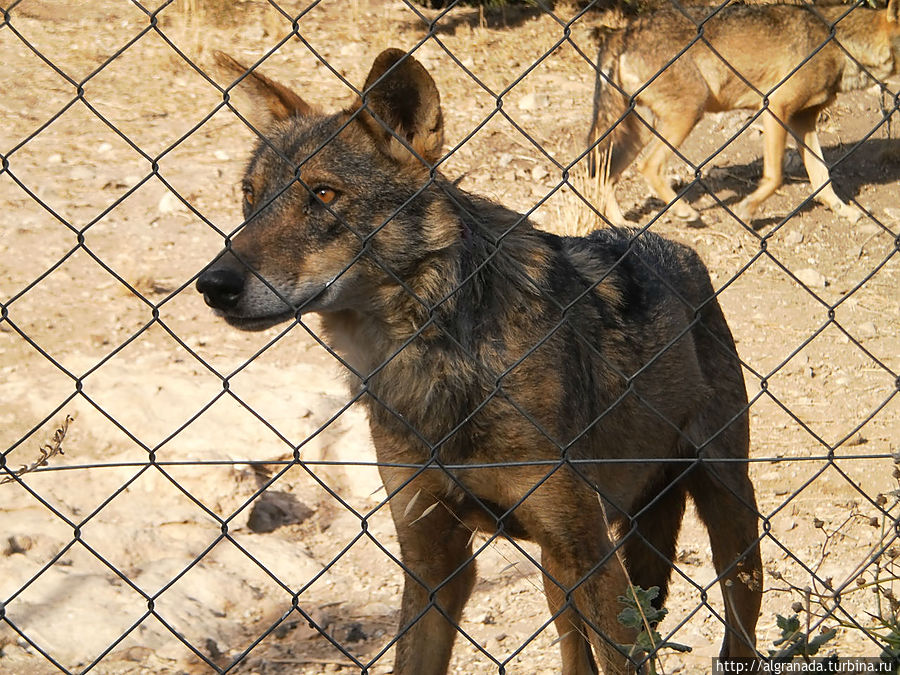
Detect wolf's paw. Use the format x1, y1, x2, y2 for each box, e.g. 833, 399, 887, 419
670, 201, 704, 227
835, 202, 863, 225
732, 199, 758, 226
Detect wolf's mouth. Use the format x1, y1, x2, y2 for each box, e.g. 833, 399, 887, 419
221, 311, 297, 332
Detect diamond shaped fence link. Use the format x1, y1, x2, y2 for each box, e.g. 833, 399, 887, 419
1, 0, 899, 673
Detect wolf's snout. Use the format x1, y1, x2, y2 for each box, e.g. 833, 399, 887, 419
196, 267, 244, 310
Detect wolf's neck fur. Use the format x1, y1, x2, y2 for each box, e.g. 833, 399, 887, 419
320, 182, 550, 392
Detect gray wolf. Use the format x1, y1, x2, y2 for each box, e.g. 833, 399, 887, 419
197, 48, 762, 674
588, 0, 900, 226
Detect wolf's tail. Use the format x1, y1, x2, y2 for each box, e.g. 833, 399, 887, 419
586, 28, 644, 185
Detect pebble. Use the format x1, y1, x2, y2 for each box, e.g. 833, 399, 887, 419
858, 321, 877, 339
344, 622, 367, 643
476, 612, 495, 624
531, 165, 549, 182
68, 166, 93, 181
517, 92, 548, 111
795, 268, 826, 289
123, 646, 154, 662
784, 229, 803, 246
158, 191, 185, 214
859, 221, 882, 235
3, 534, 33, 555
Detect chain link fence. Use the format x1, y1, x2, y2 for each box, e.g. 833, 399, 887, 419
1, 0, 899, 673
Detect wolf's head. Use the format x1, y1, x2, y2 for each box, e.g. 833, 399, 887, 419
196, 49, 456, 330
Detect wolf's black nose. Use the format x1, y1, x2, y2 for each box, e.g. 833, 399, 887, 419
196, 268, 245, 310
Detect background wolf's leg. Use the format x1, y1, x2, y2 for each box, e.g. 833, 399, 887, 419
638, 103, 705, 223
789, 106, 861, 224
734, 107, 789, 222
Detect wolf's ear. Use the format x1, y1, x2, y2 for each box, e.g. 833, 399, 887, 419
354, 48, 444, 167
888, 0, 898, 23
214, 51, 316, 129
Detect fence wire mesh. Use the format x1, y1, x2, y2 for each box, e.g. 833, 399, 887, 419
1, 0, 899, 673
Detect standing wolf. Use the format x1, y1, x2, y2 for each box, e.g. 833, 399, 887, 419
588, 0, 900, 226
197, 48, 762, 674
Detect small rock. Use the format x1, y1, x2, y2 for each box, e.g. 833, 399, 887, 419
157, 191, 185, 214
517, 92, 548, 111
3, 535, 33, 556
204, 638, 224, 660
339, 42, 363, 57
517, 92, 537, 110
531, 165, 549, 182
344, 622, 367, 643
795, 268, 826, 289
884, 207, 900, 224
122, 646, 153, 662
675, 547, 701, 565
48, 153, 63, 164
68, 165, 93, 181
858, 321, 877, 339
845, 432, 867, 447
859, 221, 882, 235
785, 152, 803, 173
97, 142, 113, 154
784, 229, 803, 246
274, 620, 300, 639
247, 492, 315, 533
213, 150, 230, 161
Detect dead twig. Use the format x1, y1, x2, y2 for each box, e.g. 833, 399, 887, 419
1, 414, 74, 484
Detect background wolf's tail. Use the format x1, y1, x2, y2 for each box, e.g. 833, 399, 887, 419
586, 29, 645, 184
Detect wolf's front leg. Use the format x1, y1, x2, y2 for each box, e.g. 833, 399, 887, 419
383, 470, 476, 675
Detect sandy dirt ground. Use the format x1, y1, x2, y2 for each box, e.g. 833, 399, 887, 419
1, 1, 899, 673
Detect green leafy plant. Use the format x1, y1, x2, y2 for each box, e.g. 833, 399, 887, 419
769, 613, 836, 659
768, 461, 900, 671
617, 585, 691, 674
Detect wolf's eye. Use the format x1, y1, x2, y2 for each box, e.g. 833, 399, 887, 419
242, 182, 254, 206
313, 186, 338, 205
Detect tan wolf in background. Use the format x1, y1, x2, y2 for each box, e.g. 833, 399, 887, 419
587, 0, 900, 226
197, 48, 762, 674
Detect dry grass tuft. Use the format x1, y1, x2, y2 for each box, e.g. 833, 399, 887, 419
177, 0, 239, 26
552, 153, 616, 237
